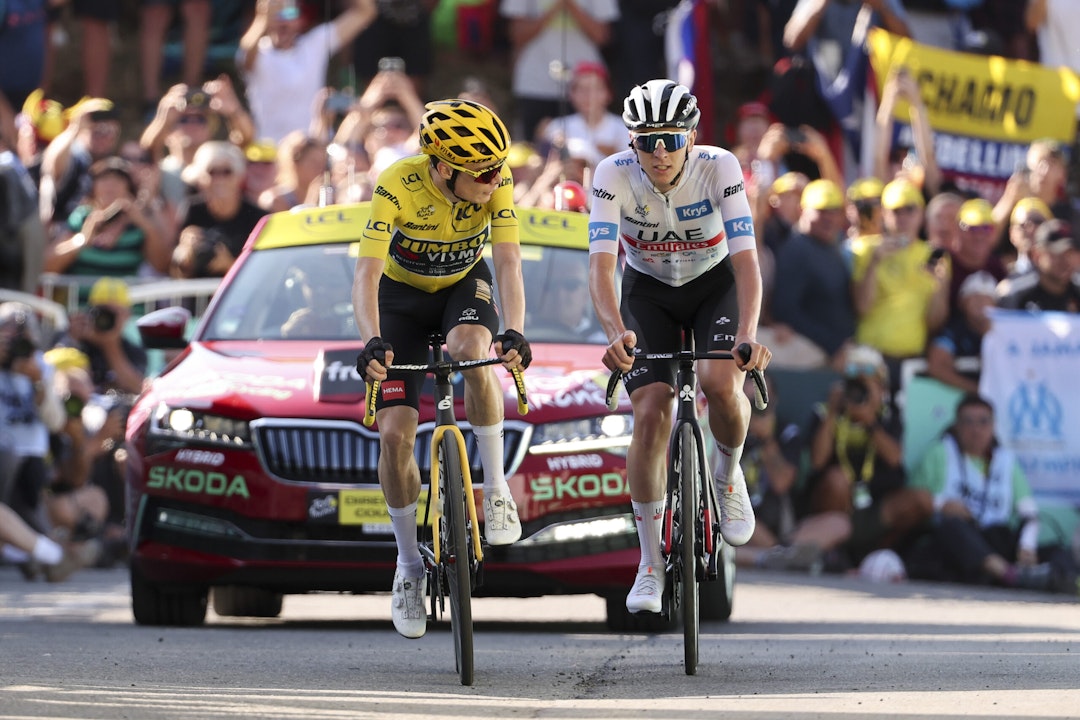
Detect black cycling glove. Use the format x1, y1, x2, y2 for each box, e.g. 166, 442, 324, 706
356, 336, 392, 382
495, 329, 532, 369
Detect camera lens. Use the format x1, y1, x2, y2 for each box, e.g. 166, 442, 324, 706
844, 377, 868, 406
90, 306, 117, 332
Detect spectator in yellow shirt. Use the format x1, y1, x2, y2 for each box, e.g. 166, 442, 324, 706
850, 179, 949, 389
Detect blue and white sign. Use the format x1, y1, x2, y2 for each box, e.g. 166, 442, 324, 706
980, 309, 1080, 503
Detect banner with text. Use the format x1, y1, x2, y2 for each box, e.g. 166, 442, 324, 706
979, 309, 1080, 503
867, 29, 1080, 201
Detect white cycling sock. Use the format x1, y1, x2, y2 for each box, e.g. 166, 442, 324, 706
632, 500, 665, 568
715, 442, 744, 484
473, 423, 510, 497
32, 535, 63, 565
387, 502, 424, 577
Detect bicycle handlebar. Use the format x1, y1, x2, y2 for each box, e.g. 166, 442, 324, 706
604, 342, 769, 412
362, 357, 529, 427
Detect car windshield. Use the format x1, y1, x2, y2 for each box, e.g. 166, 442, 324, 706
199, 242, 604, 344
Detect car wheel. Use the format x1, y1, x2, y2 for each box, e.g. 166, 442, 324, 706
699, 543, 735, 621
130, 563, 208, 627
212, 586, 284, 618
603, 594, 679, 633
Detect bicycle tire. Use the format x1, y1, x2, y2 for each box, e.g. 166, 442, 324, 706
677, 423, 700, 675
439, 434, 475, 686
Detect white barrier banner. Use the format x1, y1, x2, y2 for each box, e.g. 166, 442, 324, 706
980, 309, 1080, 503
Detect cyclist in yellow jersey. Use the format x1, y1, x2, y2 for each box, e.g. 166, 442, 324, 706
352, 99, 531, 640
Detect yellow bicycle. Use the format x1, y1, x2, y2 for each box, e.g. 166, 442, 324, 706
364, 333, 528, 686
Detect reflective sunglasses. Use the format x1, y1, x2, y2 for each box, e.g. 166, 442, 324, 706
207, 166, 235, 178
630, 131, 689, 153
441, 158, 505, 184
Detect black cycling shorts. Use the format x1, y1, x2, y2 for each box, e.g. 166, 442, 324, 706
620, 260, 739, 394
376, 260, 500, 410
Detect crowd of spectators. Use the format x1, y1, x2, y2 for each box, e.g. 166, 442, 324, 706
1, 0, 1078, 592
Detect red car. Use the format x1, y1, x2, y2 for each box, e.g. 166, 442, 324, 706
126, 203, 733, 629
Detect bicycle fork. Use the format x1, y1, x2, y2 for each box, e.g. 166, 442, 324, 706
429, 424, 485, 566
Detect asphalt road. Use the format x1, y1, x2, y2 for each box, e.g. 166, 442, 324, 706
1, 565, 1078, 719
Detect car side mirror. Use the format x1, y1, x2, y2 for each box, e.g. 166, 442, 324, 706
137, 306, 192, 349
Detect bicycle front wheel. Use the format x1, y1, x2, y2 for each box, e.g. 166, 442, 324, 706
439, 434, 475, 686
677, 423, 700, 675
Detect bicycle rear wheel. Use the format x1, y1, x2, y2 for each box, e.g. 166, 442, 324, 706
439, 434, 475, 686
677, 423, 700, 675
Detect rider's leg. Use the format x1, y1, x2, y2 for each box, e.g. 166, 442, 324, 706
448, 323, 522, 544
447, 324, 508, 497
700, 359, 755, 545
377, 405, 424, 575
625, 383, 673, 612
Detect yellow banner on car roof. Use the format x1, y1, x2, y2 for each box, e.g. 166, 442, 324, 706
867, 28, 1080, 144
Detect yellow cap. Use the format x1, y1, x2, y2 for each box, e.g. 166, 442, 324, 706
847, 177, 884, 203
958, 198, 994, 228
881, 179, 925, 210
506, 141, 539, 169
771, 172, 803, 196
800, 179, 844, 211
88, 277, 131, 307
244, 138, 278, 163
44, 347, 91, 372
21, 89, 67, 142
1010, 196, 1052, 225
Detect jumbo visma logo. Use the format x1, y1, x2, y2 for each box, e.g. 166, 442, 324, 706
1006, 381, 1063, 441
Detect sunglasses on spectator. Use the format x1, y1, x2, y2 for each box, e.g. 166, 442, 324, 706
630, 131, 689, 153
441, 158, 505, 184
1017, 215, 1046, 229
207, 166, 235, 178
961, 223, 995, 232
845, 362, 879, 377
179, 114, 209, 126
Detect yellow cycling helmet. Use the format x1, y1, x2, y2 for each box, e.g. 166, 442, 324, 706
419, 99, 510, 166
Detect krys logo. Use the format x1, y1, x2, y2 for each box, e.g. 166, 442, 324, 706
1006, 381, 1064, 441
675, 199, 712, 221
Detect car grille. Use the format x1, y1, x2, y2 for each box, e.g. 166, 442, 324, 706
252, 418, 528, 485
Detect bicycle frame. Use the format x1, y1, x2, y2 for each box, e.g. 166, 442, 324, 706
362, 338, 528, 564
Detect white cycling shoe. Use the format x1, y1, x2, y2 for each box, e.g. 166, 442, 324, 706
483, 494, 522, 545
391, 569, 427, 639
718, 464, 756, 546
626, 565, 665, 614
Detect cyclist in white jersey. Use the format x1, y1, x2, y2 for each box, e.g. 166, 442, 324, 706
588, 79, 772, 614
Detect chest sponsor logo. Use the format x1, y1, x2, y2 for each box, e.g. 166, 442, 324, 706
401, 172, 423, 188
675, 199, 713, 221
624, 215, 659, 228
614, 157, 635, 166
390, 228, 488, 275
402, 221, 439, 231
417, 204, 435, 218
625, 228, 722, 253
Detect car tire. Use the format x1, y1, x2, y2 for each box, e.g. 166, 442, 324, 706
603, 594, 679, 633
212, 586, 284, 618
699, 543, 735, 621
130, 563, 208, 626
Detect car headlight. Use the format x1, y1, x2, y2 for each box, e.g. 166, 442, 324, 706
528, 414, 632, 455
148, 403, 252, 447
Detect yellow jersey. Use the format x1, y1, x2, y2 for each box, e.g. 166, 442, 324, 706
850, 234, 937, 357
358, 154, 518, 292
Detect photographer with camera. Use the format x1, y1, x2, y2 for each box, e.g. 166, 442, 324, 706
804, 345, 932, 570
0, 303, 65, 538
58, 277, 147, 397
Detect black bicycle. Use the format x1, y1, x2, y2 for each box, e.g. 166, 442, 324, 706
605, 334, 767, 675
363, 333, 528, 686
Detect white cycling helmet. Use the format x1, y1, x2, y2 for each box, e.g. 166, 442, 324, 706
622, 79, 700, 131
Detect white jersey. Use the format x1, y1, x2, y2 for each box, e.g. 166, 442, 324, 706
588, 144, 755, 287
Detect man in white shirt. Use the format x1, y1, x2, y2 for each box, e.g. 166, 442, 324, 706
239, 0, 376, 143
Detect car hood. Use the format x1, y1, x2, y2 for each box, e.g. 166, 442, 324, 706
142, 340, 618, 422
